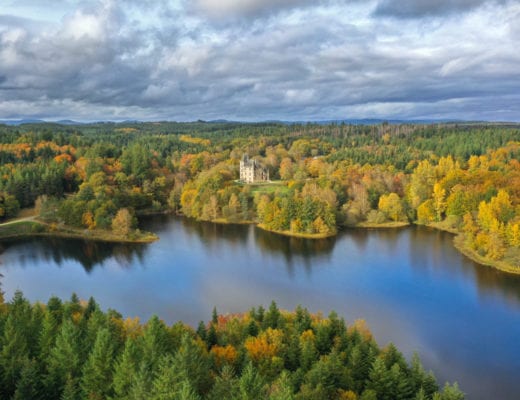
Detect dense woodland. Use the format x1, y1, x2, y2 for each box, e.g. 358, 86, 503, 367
0, 121, 519, 267
0, 290, 464, 400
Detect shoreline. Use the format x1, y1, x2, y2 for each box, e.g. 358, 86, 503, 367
419, 221, 520, 275
256, 223, 336, 239
0, 219, 158, 244
353, 221, 410, 229
452, 234, 520, 275
2, 212, 519, 274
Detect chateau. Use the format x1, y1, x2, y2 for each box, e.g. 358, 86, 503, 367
239, 154, 269, 183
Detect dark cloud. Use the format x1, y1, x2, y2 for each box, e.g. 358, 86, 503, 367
191, 0, 321, 20
374, 0, 505, 18
0, 0, 519, 121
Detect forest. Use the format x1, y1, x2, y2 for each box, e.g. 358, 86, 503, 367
0, 121, 519, 270
0, 290, 465, 400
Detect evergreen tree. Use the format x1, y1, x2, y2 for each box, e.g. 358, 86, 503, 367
207, 324, 218, 348
61, 374, 80, 400
238, 362, 267, 400
45, 320, 81, 399
439, 382, 465, 400
112, 337, 142, 399
13, 358, 43, 400
349, 342, 375, 393
263, 301, 282, 330
81, 328, 115, 400
304, 351, 350, 397
208, 365, 239, 400
38, 311, 61, 372
294, 306, 312, 334
176, 381, 201, 400
212, 307, 218, 324
366, 357, 393, 400
171, 334, 212, 395
269, 371, 295, 400
151, 354, 180, 400
197, 321, 207, 342
0, 312, 30, 398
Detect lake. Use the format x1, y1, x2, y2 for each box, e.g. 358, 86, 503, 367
1, 215, 520, 400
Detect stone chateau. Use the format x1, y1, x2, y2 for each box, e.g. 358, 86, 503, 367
239, 154, 269, 183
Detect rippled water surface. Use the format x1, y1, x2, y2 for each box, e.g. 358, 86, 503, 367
1, 215, 520, 400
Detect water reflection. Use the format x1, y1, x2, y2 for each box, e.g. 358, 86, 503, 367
2, 216, 520, 400
179, 217, 249, 247
0, 237, 146, 272
254, 227, 335, 256
407, 226, 520, 305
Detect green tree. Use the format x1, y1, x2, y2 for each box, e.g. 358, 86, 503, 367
208, 365, 239, 400
45, 320, 81, 398
12, 358, 42, 400
112, 337, 142, 399
239, 362, 267, 400
81, 328, 115, 400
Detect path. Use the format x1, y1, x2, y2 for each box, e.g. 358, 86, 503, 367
0, 216, 37, 227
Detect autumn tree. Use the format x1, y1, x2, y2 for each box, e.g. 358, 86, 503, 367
111, 208, 134, 237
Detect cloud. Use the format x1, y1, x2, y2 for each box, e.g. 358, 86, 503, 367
190, 0, 331, 20
373, 0, 506, 18
0, 0, 519, 121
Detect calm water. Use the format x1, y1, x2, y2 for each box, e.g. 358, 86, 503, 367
1, 215, 520, 400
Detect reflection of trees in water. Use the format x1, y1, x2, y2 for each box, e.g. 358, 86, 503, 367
0, 238, 146, 273
409, 226, 520, 308
254, 228, 335, 256
180, 217, 249, 246
466, 258, 520, 306
254, 227, 336, 275
344, 228, 369, 252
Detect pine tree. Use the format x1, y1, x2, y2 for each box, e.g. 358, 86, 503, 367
0, 312, 30, 398
208, 365, 239, 400
151, 355, 180, 400
263, 301, 281, 329
45, 320, 81, 399
207, 323, 218, 348
61, 374, 80, 400
440, 382, 465, 400
212, 307, 218, 324
171, 334, 212, 395
176, 381, 201, 400
13, 358, 42, 400
112, 337, 142, 399
349, 342, 375, 393
197, 321, 207, 342
269, 371, 295, 400
366, 357, 393, 400
81, 328, 115, 400
238, 362, 266, 400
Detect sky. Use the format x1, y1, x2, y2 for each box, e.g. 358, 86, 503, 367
0, 0, 519, 122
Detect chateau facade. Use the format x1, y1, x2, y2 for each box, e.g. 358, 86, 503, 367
239, 154, 269, 183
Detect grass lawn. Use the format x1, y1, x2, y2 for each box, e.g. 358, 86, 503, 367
235, 180, 290, 195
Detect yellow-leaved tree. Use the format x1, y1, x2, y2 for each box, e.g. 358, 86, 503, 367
111, 208, 134, 237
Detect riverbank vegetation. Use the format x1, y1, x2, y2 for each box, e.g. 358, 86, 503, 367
0, 291, 464, 399
0, 121, 519, 269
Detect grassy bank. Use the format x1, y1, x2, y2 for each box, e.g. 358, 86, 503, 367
0, 219, 158, 244
257, 223, 336, 239
211, 218, 255, 225
0, 220, 46, 239
355, 221, 410, 229
453, 234, 520, 275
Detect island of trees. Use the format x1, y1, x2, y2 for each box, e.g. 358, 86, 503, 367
0, 121, 519, 272
0, 290, 464, 399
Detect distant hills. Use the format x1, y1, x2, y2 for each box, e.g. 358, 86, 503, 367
0, 118, 517, 126
0, 119, 83, 126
